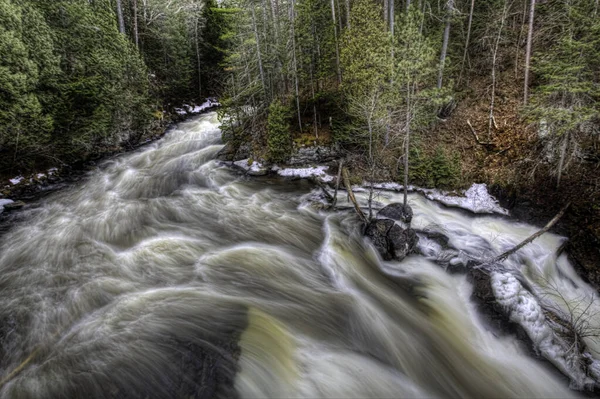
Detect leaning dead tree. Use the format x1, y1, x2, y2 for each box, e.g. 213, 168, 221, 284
478, 202, 571, 268
342, 167, 369, 225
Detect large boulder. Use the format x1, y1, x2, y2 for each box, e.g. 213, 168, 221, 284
365, 218, 419, 261
364, 219, 395, 260
378, 203, 413, 224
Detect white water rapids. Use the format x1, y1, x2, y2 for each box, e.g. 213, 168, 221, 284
0, 112, 599, 398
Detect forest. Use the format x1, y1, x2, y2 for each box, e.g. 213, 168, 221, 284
1, 0, 599, 267
0, 0, 224, 173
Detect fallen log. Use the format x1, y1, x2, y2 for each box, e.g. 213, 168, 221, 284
467, 120, 495, 148
492, 202, 571, 263
476, 202, 571, 269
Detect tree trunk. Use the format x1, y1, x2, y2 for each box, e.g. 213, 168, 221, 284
557, 131, 569, 189
385, 0, 395, 146
291, 0, 302, 132
345, 0, 351, 28
336, 0, 343, 32
116, 0, 126, 35
195, 18, 202, 98
404, 81, 411, 208
489, 1, 508, 140
514, 0, 527, 79
132, 0, 139, 47
310, 22, 319, 139
342, 168, 369, 225
384, 0, 389, 26
406, 0, 411, 11
250, 4, 267, 95
490, 202, 570, 263
331, 0, 342, 84
458, 0, 475, 85
523, 0, 535, 105
437, 0, 453, 89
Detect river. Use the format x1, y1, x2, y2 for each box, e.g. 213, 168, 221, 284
0, 112, 598, 398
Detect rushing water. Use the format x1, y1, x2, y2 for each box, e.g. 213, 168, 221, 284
0, 112, 598, 398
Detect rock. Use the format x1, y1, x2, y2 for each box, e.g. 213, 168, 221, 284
247, 167, 269, 176
378, 203, 413, 224
217, 141, 252, 162
365, 219, 395, 260
365, 218, 418, 261
2, 200, 25, 211
421, 230, 450, 249
288, 146, 339, 166
387, 224, 419, 261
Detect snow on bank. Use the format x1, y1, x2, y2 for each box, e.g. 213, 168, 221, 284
492, 272, 595, 389
372, 182, 508, 215
234, 159, 265, 174
175, 99, 220, 116
231, 160, 334, 182
9, 176, 24, 185
277, 166, 333, 182
0, 199, 14, 214
424, 184, 508, 215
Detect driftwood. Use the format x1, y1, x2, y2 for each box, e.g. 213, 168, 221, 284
341, 167, 369, 225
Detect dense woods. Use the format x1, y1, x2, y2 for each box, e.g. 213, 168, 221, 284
0, 0, 225, 173
219, 0, 599, 187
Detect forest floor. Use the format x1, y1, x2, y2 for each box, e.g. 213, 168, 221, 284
430, 72, 600, 288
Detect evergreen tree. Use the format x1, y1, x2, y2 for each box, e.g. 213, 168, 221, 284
267, 98, 291, 162
340, 0, 390, 163
0, 0, 55, 167
528, 0, 600, 187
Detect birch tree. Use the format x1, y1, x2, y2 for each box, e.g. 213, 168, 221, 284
523, 0, 535, 105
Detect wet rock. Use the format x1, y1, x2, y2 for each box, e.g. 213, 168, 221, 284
378, 203, 413, 224
421, 230, 450, 249
365, 218, 418, 261
2, 201, 25, 211
288, 146, 339, 166
388, 224, 419, 261
247, 166, 269, 176
365, 219, 395, 260
217, 141, 251, 162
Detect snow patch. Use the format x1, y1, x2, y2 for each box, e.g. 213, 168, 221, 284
277, 166, 333, 182
36, 173, 46, 179
9, 176, 24, 185
367, 182, 507, 215
0, 199, 14, 214
423, 183, 508, 215
175, 99, 220, 116
233, 159, 264, 173
372, 182, 411, 192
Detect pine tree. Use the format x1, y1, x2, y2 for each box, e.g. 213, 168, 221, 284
393, 6, 438, 205
528, 0, 600, 188
340, 0, 390, 164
